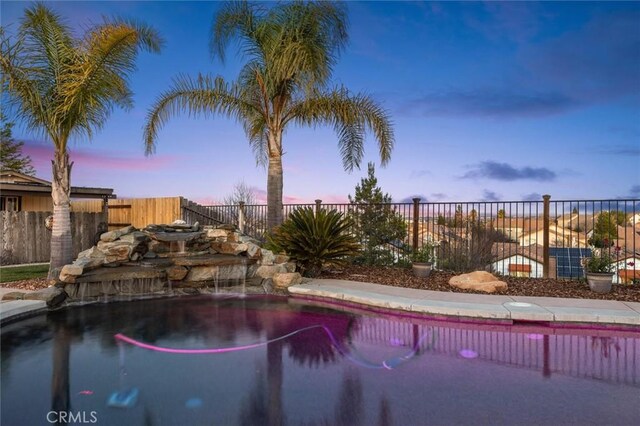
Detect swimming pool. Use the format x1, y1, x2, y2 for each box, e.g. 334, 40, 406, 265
1, 295, 639, 425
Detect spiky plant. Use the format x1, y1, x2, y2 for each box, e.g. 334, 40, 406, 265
144, 1, 394, 230
268, 207, 360, 277
1, 3, 163, 278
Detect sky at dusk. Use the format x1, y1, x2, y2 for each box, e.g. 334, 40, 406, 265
2, 1, 639, 205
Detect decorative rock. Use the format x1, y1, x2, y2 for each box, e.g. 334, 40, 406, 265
171, 219, 187, 225
143, 251, 158, 259
217, 224, 236, 231
100, 225, 136, 242
274, 254, 290, 264
150, 231, 204, 242
1, 291, 27, 300
184, 265, 247, 282
262, 278, 274, 293
256, 264, 287, 279
131, 253, 141, 262
167, 266, 189, 281
120, 231, 150, 244
24, 286, 67, 307
206, 229, 229, 239
245, 242, 262, 259
261, 249, 276, 266
284, 262, 296, 273
97, 241, 134, 263
272, 272, 303, 289
191, 222, 200, 231
210, 242, 248, 256
449, 271, 507, 293
75, 266, 166, 283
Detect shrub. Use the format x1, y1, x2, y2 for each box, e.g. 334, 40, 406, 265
352, 246, 397, 266
585, 253, 614, 273
411, 243, 436, 263
268, 207, 360, 277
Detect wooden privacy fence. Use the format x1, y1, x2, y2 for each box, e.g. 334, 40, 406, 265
71, 197, 183, 230
1, 211, 105, 265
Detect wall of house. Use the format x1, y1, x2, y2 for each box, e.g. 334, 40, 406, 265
491, 255, 543, 278
613, 257, 640, 284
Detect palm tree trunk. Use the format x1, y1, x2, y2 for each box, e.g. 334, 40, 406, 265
267, 132, 283, 230
48, 149, 74, 279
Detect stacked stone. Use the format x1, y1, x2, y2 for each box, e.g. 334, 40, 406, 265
58, 221, 302, 291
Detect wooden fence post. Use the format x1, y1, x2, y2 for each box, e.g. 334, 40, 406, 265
412, 197, 421, 252
315, 199, 322, 215
238, 201, 246, 233
543, 194, 551, 278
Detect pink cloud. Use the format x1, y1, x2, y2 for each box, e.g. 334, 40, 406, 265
22, 141, 178, 174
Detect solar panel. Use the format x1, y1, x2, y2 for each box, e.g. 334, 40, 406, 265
549, 247, 592, 279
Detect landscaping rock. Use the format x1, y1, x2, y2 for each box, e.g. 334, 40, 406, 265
256, 264, 287, 279
210, 242, 248, 256
275, 254, 290, 264
272, 272, 303, 289
245, 242, 262, 259
206, 229, 229, 239
261, 249, 276, 265
100, 225, 136, 242
449, 271, 507, 293
24, 286, 67, 307
167, 266, 189, 281
120, 231, 150, 244
97, 241, 135, 263
184, 264, 247, 282
1, 291, 27, 300
284, 262, 297, 273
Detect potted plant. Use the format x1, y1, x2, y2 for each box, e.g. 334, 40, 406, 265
585, 253, 615, 293
411, 244, 435, 278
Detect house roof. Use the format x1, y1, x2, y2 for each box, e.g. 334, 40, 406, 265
491, 242, 544, 264
0, 171, 115, 199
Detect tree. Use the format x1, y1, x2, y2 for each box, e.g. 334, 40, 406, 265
1, 4, 163, 278
497, 209, 506, 219
222, 180, 261, 235
589, 211, 621, 248
144, 1, 394, 230
348, 162, 406, 265
0, 113, 35, 175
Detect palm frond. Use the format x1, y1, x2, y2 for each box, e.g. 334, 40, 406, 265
285, 87, 394, 171
143, 74, 260, 154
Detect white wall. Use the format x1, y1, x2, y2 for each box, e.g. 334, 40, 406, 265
491, 255, 543, 278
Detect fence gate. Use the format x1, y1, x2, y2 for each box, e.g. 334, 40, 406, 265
107, 202, 132, 230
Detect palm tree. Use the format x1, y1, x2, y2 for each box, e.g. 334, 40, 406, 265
144, 1, 394, 230
1, 3, 163, 278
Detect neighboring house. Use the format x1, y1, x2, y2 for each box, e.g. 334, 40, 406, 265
611, 254, 640, 284
556, 213, 594, 233
519, 224, 587, 248
627, 213, 640, 226
491, 243, 545, 278
493, 217, 545, 241
0, 171, 114, 212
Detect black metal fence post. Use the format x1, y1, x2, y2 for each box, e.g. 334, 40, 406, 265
315, 199, 322, 215
412, 197, 421, 253
543, 194, 551, 278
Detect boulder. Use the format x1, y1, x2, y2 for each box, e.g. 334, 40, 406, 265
206, 229, 229, 239
100, 225, 136, 242
119, 231, 150, 244
210, 242, 248, 256
245, 242, 262, 259
256, 264, 287, 279
272, 272, 303, 289
184, 264, 247, 282
449, 271, 507, 293
24, 286, 67, 307
167, 266, 189, 281
284, 262, 297, 273
261, 249, 276, 266
1, 291, 27, 300
274, 254, 290, 264
97, 241, 134, 263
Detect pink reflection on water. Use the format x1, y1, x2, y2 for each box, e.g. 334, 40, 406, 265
459, 349, 478, 359
527, 333, 544, 340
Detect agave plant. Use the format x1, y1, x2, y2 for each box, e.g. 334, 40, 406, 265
268, 207, 360, 277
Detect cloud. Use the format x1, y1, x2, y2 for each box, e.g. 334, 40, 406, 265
597, 145, 640, 156
22, 141, 177, 174
629, 185, 640, 198
522, 192, 543, 201
481, 190, 500, 201
461, 161, 556, 182
430, 192, 447, 201
401, 88, 578, 118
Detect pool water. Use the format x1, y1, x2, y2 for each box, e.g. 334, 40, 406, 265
1, 295, 639, 425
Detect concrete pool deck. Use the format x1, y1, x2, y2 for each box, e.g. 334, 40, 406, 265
290, 279, 640, 327
1, 280, 639, 327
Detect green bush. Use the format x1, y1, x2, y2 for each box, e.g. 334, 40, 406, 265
585, 253, 615, 273
353, 246, 397, 266
411, 243, 436, 263
268, 208, 360, 277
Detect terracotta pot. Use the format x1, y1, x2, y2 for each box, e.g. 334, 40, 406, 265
586, 272, 614, 293
412, 262, 432, 278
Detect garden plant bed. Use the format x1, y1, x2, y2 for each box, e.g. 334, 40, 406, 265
320, 265, 640, 303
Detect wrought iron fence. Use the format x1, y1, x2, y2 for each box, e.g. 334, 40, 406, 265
191, 197, 640, 282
